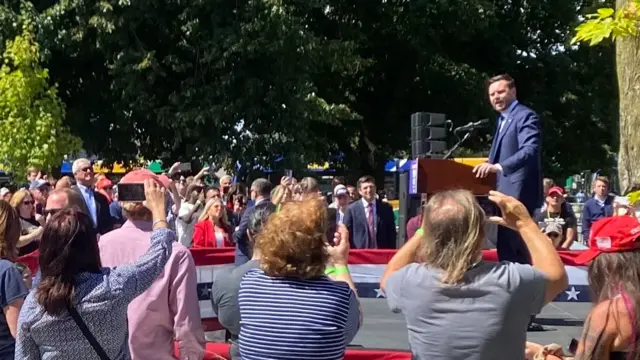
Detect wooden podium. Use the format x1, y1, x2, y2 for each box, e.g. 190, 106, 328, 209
415, 159, 496, 195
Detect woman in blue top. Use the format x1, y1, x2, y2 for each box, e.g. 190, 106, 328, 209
0, 200, 29, 359
15, 179, 175, 360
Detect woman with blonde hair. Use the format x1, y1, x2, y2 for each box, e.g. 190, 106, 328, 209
9, 190, 42, 256
192, 198, 232, 248
0, 201, 29, 358
238, 198, 361, 360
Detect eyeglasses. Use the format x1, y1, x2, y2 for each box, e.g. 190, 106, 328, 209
22, 200, 34, 206
44, 208, 61, 217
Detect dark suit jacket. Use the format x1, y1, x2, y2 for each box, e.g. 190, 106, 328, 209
488, 102, 542, 213
344, 199, 396, 249
71, 186, 114, 235
232, 200, 275, 265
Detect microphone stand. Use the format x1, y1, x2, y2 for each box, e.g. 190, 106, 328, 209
443, 130, 474, 160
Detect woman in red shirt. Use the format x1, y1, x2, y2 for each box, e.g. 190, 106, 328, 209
192, 198, 233, 248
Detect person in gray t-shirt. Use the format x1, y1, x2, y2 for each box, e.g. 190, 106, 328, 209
211, 202, 276, 360
380, 190, 569, 360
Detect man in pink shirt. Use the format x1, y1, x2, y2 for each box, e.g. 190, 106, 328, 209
99, 170, 206, 359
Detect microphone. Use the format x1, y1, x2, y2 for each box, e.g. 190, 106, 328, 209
453, 118, 490, 133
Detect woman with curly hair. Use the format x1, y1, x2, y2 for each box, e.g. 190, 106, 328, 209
0, 201, 28, 359
238, 198, 361, 360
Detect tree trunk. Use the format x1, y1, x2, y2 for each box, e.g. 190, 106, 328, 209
616, 0, 640, 192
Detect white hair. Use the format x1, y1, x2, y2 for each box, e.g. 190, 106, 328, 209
72, 158, 91, 174
220, 175, 232, 183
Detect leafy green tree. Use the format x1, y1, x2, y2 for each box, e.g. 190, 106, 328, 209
572, 0, 640, 192
0, 24, 81, 179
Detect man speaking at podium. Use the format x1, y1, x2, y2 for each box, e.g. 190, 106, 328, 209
472, 74, 542, 266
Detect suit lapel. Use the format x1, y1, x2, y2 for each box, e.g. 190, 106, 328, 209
488, 116, 501, 162
495, 103, 519, 147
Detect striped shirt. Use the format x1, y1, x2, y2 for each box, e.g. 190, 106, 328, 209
238, 268, 361, 360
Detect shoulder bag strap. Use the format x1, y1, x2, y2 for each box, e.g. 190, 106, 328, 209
66, 305, 111, 360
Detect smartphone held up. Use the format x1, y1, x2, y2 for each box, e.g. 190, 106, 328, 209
117, 183, 146, 202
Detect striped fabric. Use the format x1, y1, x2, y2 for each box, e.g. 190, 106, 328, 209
238, 268, 359, 360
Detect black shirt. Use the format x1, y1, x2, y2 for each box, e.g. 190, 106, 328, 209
533, 204, 577, 244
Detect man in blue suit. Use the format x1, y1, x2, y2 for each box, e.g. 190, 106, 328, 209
473, 74, 543, 331
473, 74, 542, 264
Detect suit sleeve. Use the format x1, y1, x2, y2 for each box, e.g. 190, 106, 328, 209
385, 205, 397, 248
343, 206, 355, 247
96, 193, 114, 234
233, 207, 252, 258
498, 110, 541, 176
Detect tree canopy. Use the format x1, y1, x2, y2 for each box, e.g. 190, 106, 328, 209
0, 0, 619, 180
0, 22, 81, 179
572, 0, 640, 191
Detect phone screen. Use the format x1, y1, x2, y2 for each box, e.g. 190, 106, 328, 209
118, 183, 146, 202
326, 208, 338, 246
475, 195, 502, 218
285, 169, 293, 178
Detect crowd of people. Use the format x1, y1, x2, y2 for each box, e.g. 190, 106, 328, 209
0, 158, 637, 360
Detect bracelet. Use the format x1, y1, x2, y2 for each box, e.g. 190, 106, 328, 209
333, 266, 349, 276
152, 219, 168, 228
324, 266, 336, 275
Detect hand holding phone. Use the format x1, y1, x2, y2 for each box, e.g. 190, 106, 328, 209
326, 224, 350, 266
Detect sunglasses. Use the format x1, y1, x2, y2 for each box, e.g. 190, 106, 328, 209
547, 233, 560, 238
22, 200, 34, 206
44, 208, 61, 217
80, 166, 93, 173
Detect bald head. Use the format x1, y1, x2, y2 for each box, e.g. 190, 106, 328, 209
45, 188, 90, 221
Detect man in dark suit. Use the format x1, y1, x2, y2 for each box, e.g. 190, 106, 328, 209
71, 158, 114, 235
233, 178, 272, 265
343, 175, 397, 249
473, 74, 543, 331
473, 74, 542, 264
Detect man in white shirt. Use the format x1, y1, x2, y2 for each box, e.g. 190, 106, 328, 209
329, 184, 350, 224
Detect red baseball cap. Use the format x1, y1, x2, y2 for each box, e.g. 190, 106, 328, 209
574, 216, 640, 264
120, 169, 164, 187
547, 186, 564, 196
